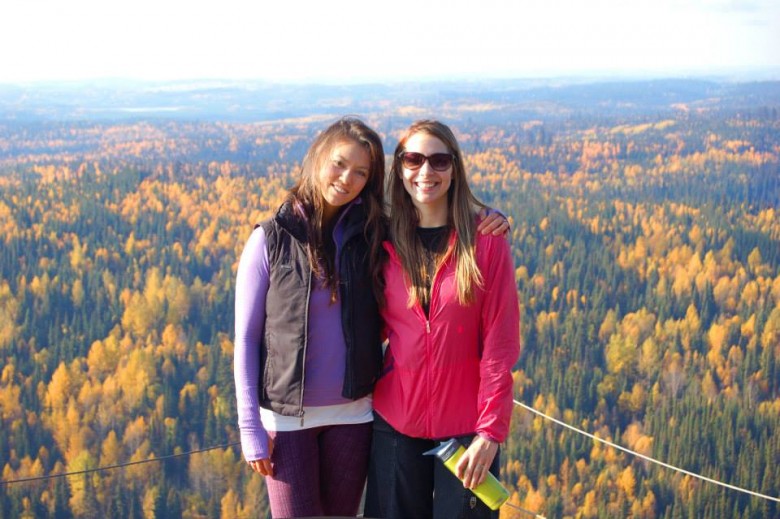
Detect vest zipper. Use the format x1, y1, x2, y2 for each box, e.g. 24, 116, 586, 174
342, 241, 354, 396
300, 269, 312, 426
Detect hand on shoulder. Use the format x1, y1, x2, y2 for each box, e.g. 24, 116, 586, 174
476, 208, 510, 237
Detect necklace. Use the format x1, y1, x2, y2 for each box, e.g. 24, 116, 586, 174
418, 225, 449, 286
424, 247, 438, 285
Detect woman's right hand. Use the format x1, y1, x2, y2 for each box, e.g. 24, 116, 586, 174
247, 436, 275, 476
455, 435, 498, 489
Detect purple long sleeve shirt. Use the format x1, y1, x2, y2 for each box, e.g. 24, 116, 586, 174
233, 209, 358, 461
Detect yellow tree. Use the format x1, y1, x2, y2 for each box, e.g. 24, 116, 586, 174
598, 309, 618, 344
142, 486, 161, 519
605, 334, 638, 376
116, 348, 158, 413
706, 322, 728, 371
67, 450, 98, 518
0, 281, 19, 348
69, 235, 88, 272
760, 307, 780, 351
86, 333, 121, 380
163, 274, 191, 325
746, 247, 765, 276
617, 465, 636, 499
0, 364, 23, 422
221, 489, 242, 519
71, 278, 85, 307
99, 430, 122, 467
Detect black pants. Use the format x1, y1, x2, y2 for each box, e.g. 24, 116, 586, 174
364, 413, 500, 519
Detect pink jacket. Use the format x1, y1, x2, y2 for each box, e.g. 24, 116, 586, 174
373, 230, 520, 442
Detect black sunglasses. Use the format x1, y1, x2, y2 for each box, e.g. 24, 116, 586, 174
398, 151, 454, 172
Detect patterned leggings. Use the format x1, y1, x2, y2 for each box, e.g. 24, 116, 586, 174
265, 422, 372, 518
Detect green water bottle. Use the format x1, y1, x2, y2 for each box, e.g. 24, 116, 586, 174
423, 438, 510, 511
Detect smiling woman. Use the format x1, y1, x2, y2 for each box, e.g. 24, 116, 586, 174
365, 119, 521, 519
398, 135, 455, 227
317, 141, 370, 221
233, 117, 387, 518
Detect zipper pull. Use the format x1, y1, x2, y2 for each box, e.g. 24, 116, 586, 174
426, 320, 431, 333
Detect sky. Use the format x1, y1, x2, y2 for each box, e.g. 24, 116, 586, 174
2, 0, 779, 84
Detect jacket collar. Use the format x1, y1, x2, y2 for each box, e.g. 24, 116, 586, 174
336, 198, 367, 243
273, 200, 309, 242
274, 197, 366, 244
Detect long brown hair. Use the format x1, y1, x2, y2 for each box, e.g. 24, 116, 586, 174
388, 120, 485, 308
289, 116, 387, 302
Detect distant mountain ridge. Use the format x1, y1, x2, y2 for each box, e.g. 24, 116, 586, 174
1, 78, 778, 122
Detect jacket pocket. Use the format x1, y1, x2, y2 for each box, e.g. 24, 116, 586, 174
262, 333, 274, 400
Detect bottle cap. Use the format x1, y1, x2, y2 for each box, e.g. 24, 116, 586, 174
422, 438, 460, 461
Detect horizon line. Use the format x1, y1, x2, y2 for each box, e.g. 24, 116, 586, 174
2, 68, 780, 88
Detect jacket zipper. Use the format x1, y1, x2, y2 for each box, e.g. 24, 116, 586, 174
337, 210, 353, 397
422, 236, 453, 436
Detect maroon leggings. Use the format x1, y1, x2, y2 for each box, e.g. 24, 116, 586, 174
265, 422, 372, 518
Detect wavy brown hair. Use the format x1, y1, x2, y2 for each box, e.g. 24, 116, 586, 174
388, 119, 485, 308
289, 116, 387, 302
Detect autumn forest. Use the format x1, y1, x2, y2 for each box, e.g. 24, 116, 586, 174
0, 79, 779, 518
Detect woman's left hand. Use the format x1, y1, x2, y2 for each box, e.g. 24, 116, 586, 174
477, 208, 510, 236
455, 435, 499, 489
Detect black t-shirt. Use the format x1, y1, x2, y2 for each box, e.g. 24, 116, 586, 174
416, 225, 449, 316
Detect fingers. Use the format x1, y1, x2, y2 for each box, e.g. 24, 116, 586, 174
454, 453, 490, 489
457, 436, 499, 488
247, 457, 273, 477
259, 458, 273, 476
491, 214, 511, 236
490, 218, 510, 237
462, 459, 489, 489
475, 461, 490, 487
247, 459, 261, 475
476, 211, 510, 236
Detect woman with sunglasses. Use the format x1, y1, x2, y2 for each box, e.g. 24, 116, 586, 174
365, 120, 521, 519
234, 117, 509, 517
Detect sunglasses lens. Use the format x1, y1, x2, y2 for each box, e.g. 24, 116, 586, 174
428, 153, 453, 171
402, 152, 426, 169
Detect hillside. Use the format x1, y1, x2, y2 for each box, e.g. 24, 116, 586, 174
1, 79, 779, 518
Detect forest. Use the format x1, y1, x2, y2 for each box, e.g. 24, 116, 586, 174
0, 79, 779, 518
